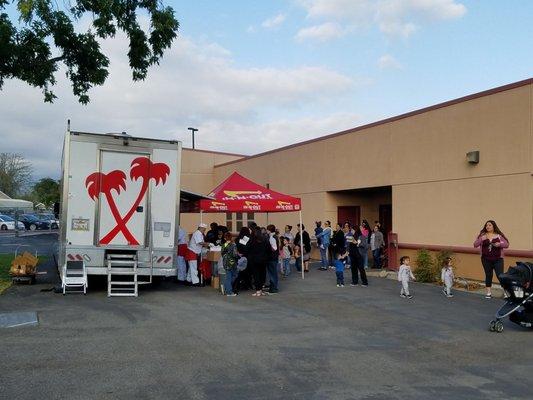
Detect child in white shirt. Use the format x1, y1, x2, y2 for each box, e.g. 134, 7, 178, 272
398, 256, 415, 299
441, 257, 454, 298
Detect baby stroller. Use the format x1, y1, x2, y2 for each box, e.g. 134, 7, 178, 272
489, 262, 533, 333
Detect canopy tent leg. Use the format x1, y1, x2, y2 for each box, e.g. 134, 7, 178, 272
200, 210, 203, 225
299, 210, 304, 280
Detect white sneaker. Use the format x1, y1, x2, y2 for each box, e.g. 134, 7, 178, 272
336, 284, 341, 287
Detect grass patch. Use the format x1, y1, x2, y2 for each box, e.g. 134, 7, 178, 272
0, 253, 48, 294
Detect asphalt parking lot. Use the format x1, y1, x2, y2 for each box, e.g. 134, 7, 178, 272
1, 234, 532, 400
0, 231, 59, 258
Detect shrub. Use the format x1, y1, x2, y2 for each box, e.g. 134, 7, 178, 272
435, 249, 454, 270
414, 249, 438, 283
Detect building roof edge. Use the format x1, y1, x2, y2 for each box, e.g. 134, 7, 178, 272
214, 77, 533, 169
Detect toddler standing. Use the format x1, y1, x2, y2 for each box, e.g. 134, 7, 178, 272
441, 257, 454, 298
334, 252, 347, 287
398, 256, 415, 299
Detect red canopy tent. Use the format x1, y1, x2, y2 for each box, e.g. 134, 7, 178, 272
199, 172, 301, 213
199, 172, 305, 278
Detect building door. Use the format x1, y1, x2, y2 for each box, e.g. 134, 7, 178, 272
337, 206, 360, 227
379, 204, 392, 236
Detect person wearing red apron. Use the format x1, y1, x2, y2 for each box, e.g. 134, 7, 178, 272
186, 223, 208, 286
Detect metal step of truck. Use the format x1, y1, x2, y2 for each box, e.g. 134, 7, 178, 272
107, 254, 138, 297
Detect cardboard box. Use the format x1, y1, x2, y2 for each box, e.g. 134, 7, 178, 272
205, 251, 221, 262
211, 276, 220, 289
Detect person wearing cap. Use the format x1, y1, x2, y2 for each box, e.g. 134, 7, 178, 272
186, 223, 209, 286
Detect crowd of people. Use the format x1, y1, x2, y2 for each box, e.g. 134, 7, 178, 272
175, 219, 388, 297
175, 218, 510, 301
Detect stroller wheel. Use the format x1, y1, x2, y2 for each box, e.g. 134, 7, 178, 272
495, 320, 504, 333
489, 320, 496, 332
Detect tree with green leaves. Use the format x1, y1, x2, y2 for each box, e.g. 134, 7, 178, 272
31, 177, 59, 207
0, 153, 32, 197
0, 0, 179, 104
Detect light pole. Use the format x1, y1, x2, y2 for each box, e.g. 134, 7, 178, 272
188, 127, 198, 149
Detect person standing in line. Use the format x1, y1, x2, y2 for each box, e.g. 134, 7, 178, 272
360, 220, 371, 269
441, 257, 454, 298
370, 225, 385, 269
343, 222, 354, 269
398, 256, 415, 299
294, 224, 311, 273
186, 223, 209, 286
315, 221, 323, 250
348, 225, 368, 287
266, 224, 280, 294
280, 236, 292, 277
248, 226, 270, 297
205, 222, 219, 244
176, 226, 188, 283
283, 225, 294, 243
235, 226, 252, 292
331, 223, 345, 268
316, 220, 332, 270
474, 220, 509, 299
222, 232, 239, 297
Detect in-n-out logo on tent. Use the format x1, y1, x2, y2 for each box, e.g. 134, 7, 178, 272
221, 190, 273, 201
275, 201, 295, 211
243, 201, 261, 211
85, 157, 170, 245
209, 201, 228, 211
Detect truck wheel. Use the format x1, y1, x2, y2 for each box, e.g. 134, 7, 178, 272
0, 224, 6, 231
29, 224, 37, 231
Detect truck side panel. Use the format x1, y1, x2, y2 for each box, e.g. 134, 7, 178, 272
150, 148, 179, 250
66, 141, 98, 246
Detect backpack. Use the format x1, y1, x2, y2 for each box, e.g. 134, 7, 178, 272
222, 243, 238, 270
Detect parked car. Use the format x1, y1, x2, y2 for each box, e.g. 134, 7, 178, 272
34, 213, 59, 229
0, 214, 26, 231
0, 215, 16, 231
19, 214, 50, 231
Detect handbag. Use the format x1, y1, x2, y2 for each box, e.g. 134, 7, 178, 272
237, 256, 248, 272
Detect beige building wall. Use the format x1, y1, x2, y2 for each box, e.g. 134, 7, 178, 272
213, 81, 533, 251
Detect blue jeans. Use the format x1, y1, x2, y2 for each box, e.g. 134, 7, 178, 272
282, 258, 291, 276
372, 248, 382, 268
336, 271, 344, 285
267, 260, 279, 291
224, 268, 238, 295
319, 246, 328, 268
362, 251, 369, 268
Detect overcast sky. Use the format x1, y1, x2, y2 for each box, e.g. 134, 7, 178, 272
1, 0, 532, 179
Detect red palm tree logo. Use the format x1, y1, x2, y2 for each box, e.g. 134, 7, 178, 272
85, 157, 170, 245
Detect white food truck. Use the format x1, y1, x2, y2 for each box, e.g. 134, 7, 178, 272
59, 129, 181, 296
